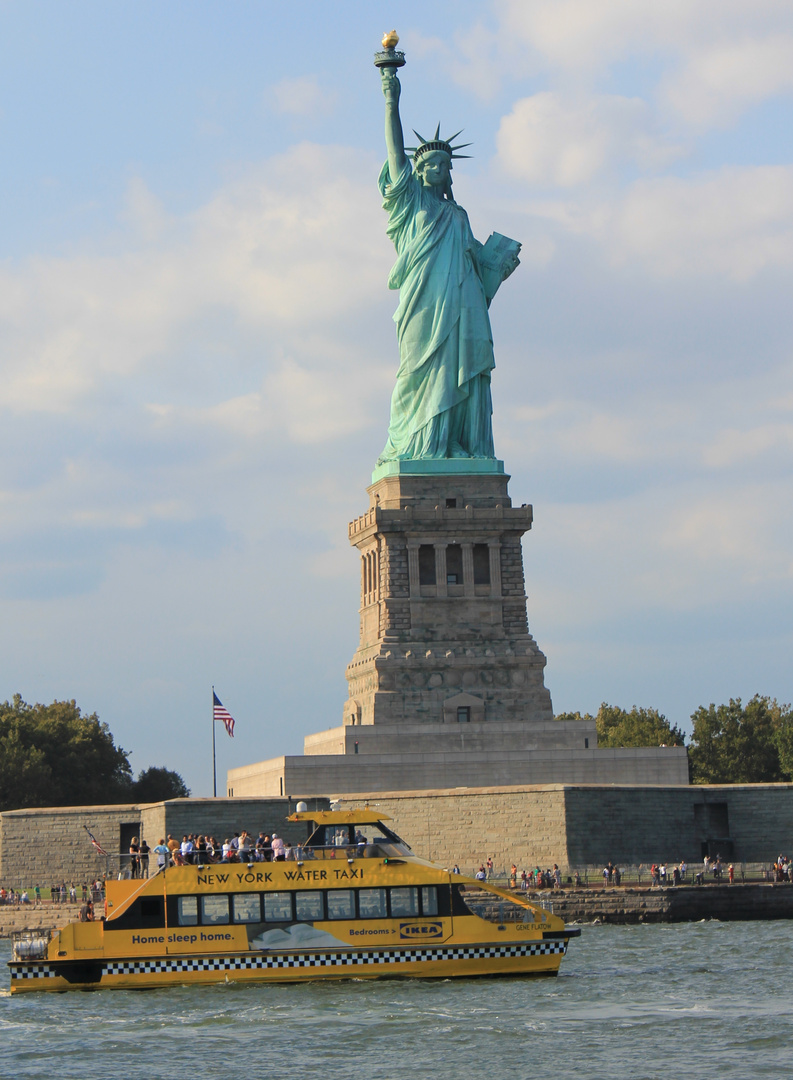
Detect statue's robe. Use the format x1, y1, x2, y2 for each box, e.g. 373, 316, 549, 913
377, 160, 496, 462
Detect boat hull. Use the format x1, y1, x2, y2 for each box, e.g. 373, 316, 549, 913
10, 938, 568, 993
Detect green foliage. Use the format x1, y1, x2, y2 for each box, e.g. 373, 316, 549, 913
688, 695, 793, 784
596, 704, 686, 748
554, 703, 686, 749
132, 766, 190, 802
0, 695, 134, 811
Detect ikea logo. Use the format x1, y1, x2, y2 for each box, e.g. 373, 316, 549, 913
399, 921, 443, 940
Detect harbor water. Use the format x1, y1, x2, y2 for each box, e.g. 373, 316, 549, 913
2, 919, 791, 1078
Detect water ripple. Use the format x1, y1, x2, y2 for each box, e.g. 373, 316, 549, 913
1, 922, 791, 1078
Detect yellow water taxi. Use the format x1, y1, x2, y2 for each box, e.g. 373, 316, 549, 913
8, 808, 579, 993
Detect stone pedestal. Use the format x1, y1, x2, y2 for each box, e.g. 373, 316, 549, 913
343, 462, 553, 729
227, 461, 691, 797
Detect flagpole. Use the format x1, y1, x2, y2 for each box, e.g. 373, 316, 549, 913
212, 685, 217, 798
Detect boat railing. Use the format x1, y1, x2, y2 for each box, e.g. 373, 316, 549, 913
462, 888, 553, 922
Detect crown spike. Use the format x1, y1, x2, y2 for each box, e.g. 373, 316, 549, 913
433, 122, 441, 140
413, 129, 429, 145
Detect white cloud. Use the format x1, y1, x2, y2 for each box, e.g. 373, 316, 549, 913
0, 144, 389, 415
498, 0, 793, 74
268, 76, 337, 117
523, 165, 793, 280
703, 424, 793, 468
660, 35, 793, 129
660, 485, 793, 585
495, 0, 793, 127
161, 351, 390, 447
605, 166, 793, 279
496, 92, 681, 186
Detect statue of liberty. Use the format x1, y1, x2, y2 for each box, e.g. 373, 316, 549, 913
376, 36, 520, 464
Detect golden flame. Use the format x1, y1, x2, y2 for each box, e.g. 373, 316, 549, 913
382, 30, 399, 49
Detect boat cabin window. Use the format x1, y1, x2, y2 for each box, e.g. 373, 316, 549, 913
139, 898, 164, 928
420, 887, 438, 916
389, 887, 418, 917
295, 891, 324, 921
160, 884, 448, 932
304, 819, 411, 857
358, 888, 387, 918
264, 892, 293, 922
202, 895, 229, 925
323, 826, 352, 847
326, 889, 355, 919
233, 894, 262, 923
177, 896, 198, 926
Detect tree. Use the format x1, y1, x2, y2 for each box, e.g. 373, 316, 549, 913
132, 766, 191, 802
0, 695, 133, 811
554, 703, 686, 748
0, 695, 192, 811
688, 695, 793, 784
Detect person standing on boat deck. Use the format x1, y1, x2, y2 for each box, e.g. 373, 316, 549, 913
238, 831, 251, 860
129, 838, 140, 879
271, 833, 286, 861
153, 839, 169, 873
139, 839, 150, 878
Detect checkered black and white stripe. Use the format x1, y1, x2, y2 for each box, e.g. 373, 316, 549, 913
11, 939, 566, 983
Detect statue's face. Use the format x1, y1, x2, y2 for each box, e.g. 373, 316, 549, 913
417, 151, 451, 188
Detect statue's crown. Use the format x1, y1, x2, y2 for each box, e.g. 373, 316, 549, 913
408, 124, 471, 162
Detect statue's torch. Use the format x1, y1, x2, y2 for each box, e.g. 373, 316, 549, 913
374, 30, 406, 69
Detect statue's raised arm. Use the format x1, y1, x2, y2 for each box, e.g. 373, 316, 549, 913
381, 68, 407, 185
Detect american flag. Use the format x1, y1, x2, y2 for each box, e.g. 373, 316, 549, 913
213, 691, 235, 737
84, 825, 109, 857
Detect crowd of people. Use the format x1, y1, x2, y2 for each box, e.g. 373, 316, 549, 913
0, 881, 104, 906
126, 829, 303, 877
462, 853, 793, 891
770, 855, 791, 881
472, 860, 567, 890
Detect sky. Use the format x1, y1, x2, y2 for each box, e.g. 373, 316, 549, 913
1, 0, 792, 797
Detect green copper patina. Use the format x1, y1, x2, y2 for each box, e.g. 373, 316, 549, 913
376, 51, 520, 468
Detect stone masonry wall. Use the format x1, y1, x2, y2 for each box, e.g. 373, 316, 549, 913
0, 805, 141, 889
338, 783, 793, 875
500, 535, 529, 636
335, 786, 570, 874
563, 784, 793, 866
381, 537, 409, 639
